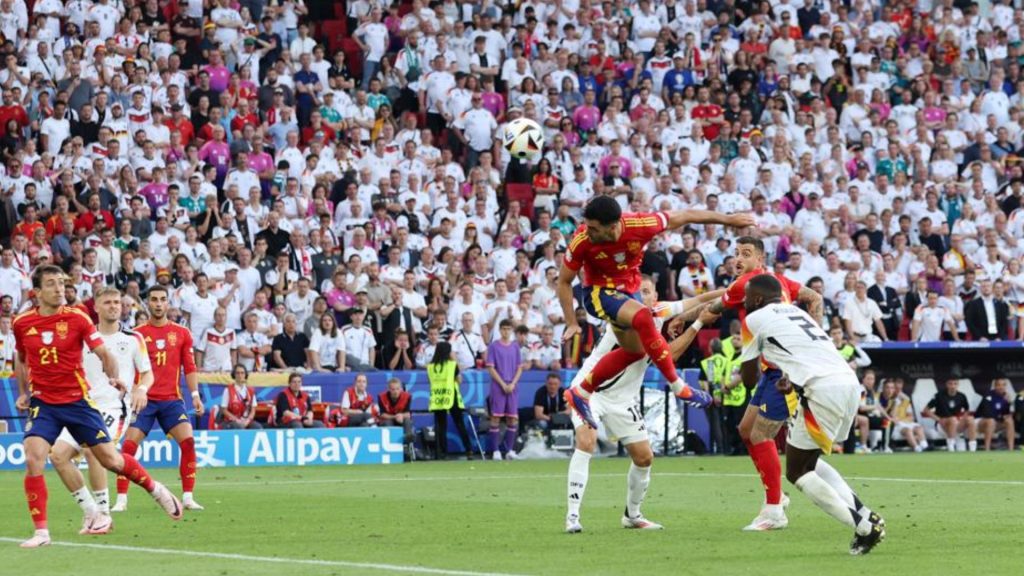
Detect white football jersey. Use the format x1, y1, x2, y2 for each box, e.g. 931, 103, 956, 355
83, 330, 153, 408
738, 303, 855, 390
570, 317, 665, 404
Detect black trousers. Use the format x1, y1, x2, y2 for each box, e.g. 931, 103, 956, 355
724, 404, 747, 455
433, 406, 471, 458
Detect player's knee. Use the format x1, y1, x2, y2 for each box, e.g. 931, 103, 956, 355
632, 452, 653, 468
785, 465, 804, 485
48, 448, 70, 467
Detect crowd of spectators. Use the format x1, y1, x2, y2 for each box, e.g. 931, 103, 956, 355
1, 0, 1024, 384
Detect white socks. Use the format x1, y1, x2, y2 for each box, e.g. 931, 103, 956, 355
626, 464, 651, 519
947, 439, 956, 452
795, 472, 871, 536
72, 487, 97, 515
968, 440, 977, 452
668, 379, 685, 395
183, 491, 194, 504
567, 450, 591, 519
93, 489, 110, 514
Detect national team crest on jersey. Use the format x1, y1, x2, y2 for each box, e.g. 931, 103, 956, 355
41, 331, 54, 345
168, 332, 178, 346
614, 252, 626, 264
627, 241, 642, 253
156, 339, 166, 350
56, 321, 69, 339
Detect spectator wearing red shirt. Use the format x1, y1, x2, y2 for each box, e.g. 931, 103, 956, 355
74, 194, 115, 233
165, 104, 194, 145
230, 99, 260, 138
14, 204, 43, 240
301, 110, 336, 145
0, 88, 29, 138
691, 86, 725, 140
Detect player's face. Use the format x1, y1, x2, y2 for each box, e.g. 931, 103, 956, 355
36, 273, 65, 307
98, 294, 122, 322
583, 218, 620, 244
148, 291, 169, 319
640, 280, 657, 307
742, 283, 765, 313
734, 243, 763, 275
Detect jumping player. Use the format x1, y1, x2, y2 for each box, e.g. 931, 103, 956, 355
566, 276, 722, 533
739, 274, 885, 555
114, 285, 204, 512
49, 287, 154, 535
14, 266, 181, 548
559, 196, 754, 428
701, 236, 822, 531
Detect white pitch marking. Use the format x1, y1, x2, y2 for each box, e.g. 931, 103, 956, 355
0, 537, 531, 576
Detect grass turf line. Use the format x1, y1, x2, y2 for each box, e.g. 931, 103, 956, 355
1, 452, 1021, 576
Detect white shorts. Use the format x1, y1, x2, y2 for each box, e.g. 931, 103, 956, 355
788, 378, 860, 455
55, 401, 131, 451
571, 395, 647, 446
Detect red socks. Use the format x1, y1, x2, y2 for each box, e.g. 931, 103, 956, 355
581, 347, 645, 393
630, 307, 680, 384
749, 440, 783, 505
179, 438, 197, 493
24, 475, 48, 530
120, 453, 156, 492
116, 440, 139, 496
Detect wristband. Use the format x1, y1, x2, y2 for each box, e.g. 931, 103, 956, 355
690, 319, 704, 332
191, 391, 201, 399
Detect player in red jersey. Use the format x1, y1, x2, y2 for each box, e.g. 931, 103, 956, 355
13, 266, 182, 548
701, 237, 824, 531
114, 285, 204, 512
558, 195, 754, 429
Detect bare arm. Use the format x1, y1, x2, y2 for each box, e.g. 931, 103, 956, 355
740, 358, 761, 390
668, 309, 721, 359
557, 265, 580, 341
796, 286, 824, 324
666, 209, 756, 230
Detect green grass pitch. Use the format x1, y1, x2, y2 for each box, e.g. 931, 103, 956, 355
1, 453, 1021, 576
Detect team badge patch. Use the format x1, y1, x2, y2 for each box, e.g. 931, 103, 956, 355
56, 321, 69, 339
41, 331, 54, 345
614, 252, 626, 264
627, 241, 642, 253
168, 333, 178, 346
156, 339, 166, 350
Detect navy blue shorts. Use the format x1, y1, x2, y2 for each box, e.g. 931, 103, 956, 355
580, 286, 641, 327
25, 398, 111, 447
131, 399, 191, 435
750, 369, 799, 422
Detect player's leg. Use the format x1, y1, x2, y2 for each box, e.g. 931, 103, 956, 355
22, 436, 53, 548
89, 441, 183, 521
980, 418, 995, 451
740, 375, 788, 531
114, 414, 152, 510
167, 418, 202, 510
82, 448, 113, 519
622, 440, 661, 529
504, 416, 520, 460
939, 416, 958, 451
855, 415, 871, 452
49, 436, 103, 535
1005, 418, 1016, 451
566, 423, 596, 533
488, 413, 503, 460
961, 414, 978, 450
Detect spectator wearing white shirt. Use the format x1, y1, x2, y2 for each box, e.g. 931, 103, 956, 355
196, 307, 238, 372
842, 281, 889, 343
913, 291, 960, 342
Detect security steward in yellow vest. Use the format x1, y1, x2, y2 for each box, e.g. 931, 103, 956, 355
427, 341, 474, 460
702, 337, 747, 455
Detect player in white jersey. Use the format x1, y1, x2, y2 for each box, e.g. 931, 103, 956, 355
738, 274, 885, 555
47, 287, 154, 535
566, 276, 723, 533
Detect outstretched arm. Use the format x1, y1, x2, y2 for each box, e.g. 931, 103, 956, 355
668, 308, 721, 360
666, 209, 755, 230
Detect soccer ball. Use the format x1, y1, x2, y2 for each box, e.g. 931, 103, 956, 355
503, 118, 545, 160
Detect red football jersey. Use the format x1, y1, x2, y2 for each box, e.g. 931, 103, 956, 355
135, 321, 197, 401
722, 269, 804, 344
13, 306, 104, 404
564, 212, 668, 294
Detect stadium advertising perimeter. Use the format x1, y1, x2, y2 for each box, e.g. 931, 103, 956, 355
0, 427, 405, 471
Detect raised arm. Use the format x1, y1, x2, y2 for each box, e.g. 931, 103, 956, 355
796, 286, 824, 324
665, 209, 755, 230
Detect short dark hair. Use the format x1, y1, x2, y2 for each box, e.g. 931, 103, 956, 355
146, 285, 170, 299
736, 236, 765, 254
748, 273, 782, 301
32, 264, 64, 289
583, 195, 621, 225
